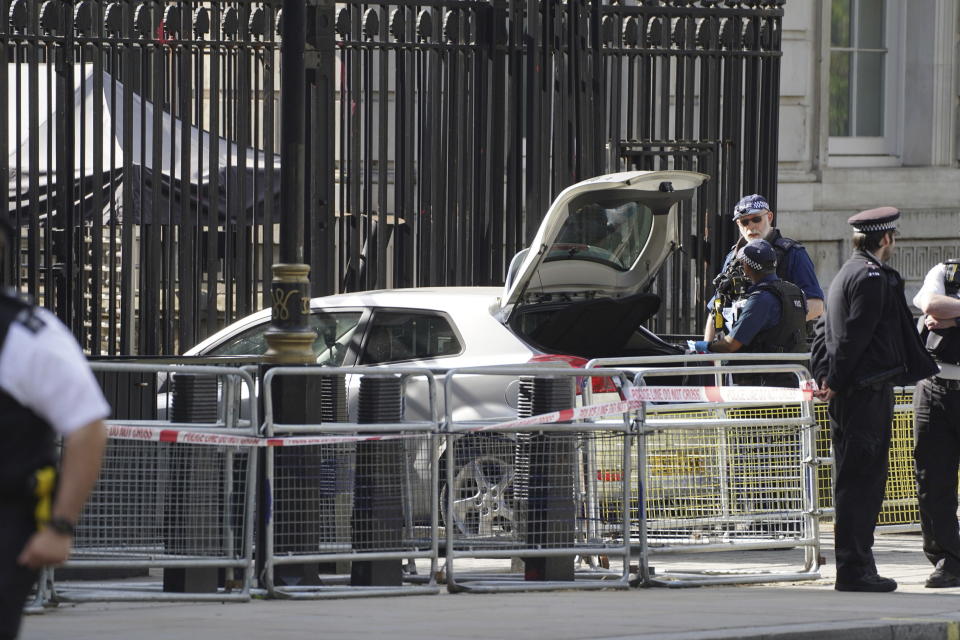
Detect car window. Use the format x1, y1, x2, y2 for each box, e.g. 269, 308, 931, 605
360, 312, 462, 364
206, 311, 362, 366
546, 197, 654, 271
313, 312, 363, 365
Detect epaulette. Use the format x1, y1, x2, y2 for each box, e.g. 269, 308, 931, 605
14, 307, 46, 334
772, 235, 798, 251
862, 260, 882, 277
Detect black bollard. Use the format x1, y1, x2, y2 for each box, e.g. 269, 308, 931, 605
350, 375, 404, 586
272, 373, 347, 586
164, 373, 221, 593
515, 376, 576, 582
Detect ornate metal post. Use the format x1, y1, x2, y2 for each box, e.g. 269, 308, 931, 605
265, 0, 313, 363
257, 0, 321, 588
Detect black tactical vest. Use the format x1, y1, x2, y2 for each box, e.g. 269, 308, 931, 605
919, 260, 960, 365
0, 294, 57, 496
741, 279, 808, 354
767, 229, 798, 283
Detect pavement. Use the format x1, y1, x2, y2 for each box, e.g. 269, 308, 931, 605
20, 530, 960, 640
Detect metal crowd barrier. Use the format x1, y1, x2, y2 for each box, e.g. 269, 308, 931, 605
630, 362, 821, 587
258, 366, 440, 598
442, 366, 635, 593
48, 363, 259, 604
31, 356, 935, 613
587, 355, 928, 534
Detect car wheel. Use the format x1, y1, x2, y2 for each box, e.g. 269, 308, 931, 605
440, 438, 517, 537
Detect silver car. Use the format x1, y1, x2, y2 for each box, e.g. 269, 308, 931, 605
184, 170, 710, 533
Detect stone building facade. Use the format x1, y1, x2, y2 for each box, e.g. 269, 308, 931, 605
775, 0, 960, 306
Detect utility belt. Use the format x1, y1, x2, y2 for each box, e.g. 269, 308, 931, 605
0, 466, 57, 528
852, 366, 904, 392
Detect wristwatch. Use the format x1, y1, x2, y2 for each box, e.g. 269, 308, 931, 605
46, 517, 76, 536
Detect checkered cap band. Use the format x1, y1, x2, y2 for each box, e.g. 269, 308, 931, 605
851, 220, 897, 232
738, 253, 765, 271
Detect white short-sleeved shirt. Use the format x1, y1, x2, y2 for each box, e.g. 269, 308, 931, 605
0, 305, 110, 435
914, 263, 960, 379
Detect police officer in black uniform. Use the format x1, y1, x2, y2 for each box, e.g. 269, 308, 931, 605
912, 259, 960, 588
812, 207, 937, 593
0, 220, 109, 639
692, 239, 808, 380
704, 194, 824, 343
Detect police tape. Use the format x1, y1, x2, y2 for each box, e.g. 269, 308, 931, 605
109, 384, 815, 441
631, 384, 814, 404
105, 424, 416, 447
460, 383, 815, 432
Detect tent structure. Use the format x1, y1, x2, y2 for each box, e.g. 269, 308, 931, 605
6, 63, 281, 224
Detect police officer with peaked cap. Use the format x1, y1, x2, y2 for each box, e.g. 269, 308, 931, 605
691, 239, 808, 386
0, 218, 109, 638
704, 194, 824, 342
911, 252, 960, 588
812, 206, 937, 593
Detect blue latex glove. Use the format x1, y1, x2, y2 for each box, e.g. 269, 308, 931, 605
686, 340, 710, 354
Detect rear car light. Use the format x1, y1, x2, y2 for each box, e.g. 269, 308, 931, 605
528, 354, 587, 368
527, 354, 619, 396
591, 377, 619, 394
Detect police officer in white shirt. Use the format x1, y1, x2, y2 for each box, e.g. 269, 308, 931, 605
0, 220, 109, 639
913, 259, 960, 589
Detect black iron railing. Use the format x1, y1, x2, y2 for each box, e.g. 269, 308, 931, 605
1, 0, 782, 353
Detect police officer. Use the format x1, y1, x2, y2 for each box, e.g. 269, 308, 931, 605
0, 221, 109, 638
704, 194, 824, 342
691, 240, 807, 377
912, 259, 960, 588
811, 207, 937, 593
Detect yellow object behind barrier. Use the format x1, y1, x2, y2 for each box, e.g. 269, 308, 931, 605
645, 393, 923, 530
814, 392, 919, 527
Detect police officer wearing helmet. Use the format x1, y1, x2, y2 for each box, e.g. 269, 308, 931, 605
812, 207, 937, 593
911, 257, 960, 588
704, 194, 824, 343
690, 239, 808, 385
0, 218, 109, 638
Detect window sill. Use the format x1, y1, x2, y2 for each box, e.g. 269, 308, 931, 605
826, 154, 901, 169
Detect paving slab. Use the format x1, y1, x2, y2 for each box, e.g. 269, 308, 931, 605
20, 532, 960, 640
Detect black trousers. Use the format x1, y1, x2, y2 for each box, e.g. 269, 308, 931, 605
0, 501, 39, 640
914, 377, 960, 575
828, 384, 893, 581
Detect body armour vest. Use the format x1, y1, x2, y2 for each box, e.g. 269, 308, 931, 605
919, 260, 960, 365
741, 279, 807, 354
767, 229, 798, 283
0, 294, 57, 494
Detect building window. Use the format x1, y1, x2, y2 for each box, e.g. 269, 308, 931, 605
827, 0, 899, 159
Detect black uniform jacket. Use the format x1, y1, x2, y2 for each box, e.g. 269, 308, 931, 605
812, 249, 936, 393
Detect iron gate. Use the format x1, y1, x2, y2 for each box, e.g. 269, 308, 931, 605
1, 0, 782, 353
